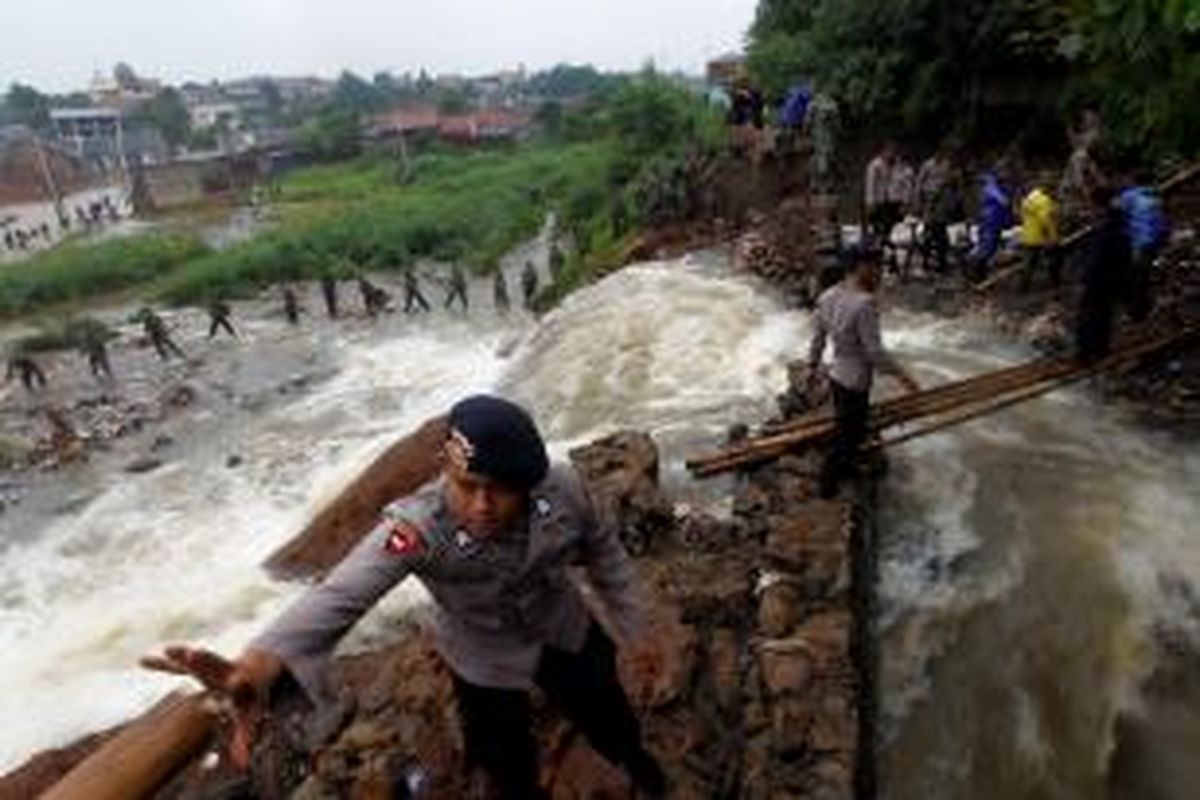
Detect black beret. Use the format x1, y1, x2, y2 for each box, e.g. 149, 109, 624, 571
446, 395, 549, 490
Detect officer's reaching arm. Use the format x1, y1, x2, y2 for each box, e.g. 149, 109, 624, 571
571, 476, 646, 645
859, 302, 919, 393
248, 519, 420, 704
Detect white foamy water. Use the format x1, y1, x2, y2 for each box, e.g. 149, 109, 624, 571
2, 256, 1198, 799
0, 255, 806, 771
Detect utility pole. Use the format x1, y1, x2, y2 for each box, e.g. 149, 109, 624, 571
32, 133, 67, 230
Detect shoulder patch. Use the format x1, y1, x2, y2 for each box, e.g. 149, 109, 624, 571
383, 519, 426, 557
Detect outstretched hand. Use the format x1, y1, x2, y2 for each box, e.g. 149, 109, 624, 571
140, 645, 268, 769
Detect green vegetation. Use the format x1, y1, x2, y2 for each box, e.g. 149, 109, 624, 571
543, 70, 726, 301
152, 143, 616, 303
10, 316, 114, 355
1, 68, 722, 317
0, 234, 207, 319
155, 71, 724, 306
747, 0, 1200, 158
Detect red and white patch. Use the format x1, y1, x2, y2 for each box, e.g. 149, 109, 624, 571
384, 520, 426, 557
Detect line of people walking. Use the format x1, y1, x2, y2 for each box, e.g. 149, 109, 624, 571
5, 249, 568, 397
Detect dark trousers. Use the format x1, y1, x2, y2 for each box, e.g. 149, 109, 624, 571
405, 287, 430, 313
820, 381, 870, 498
445, 285, 469, 311
1020, 245, 1063, 292
868, 203, 901, 261
321, 281, 339, 318
453, 624, 644, 800
971, 229, 1002, 282
1125, 251, 1154, 323
88, 352, 112, 380
152, 335, 185, 361
1076, 274, 1116, 364
209, 316, 237, 338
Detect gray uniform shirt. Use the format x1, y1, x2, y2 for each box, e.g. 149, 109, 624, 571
252, 464, 644, 704
808, 283, 901, 393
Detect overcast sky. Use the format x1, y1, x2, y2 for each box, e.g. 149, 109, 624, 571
2, 0, 758, 92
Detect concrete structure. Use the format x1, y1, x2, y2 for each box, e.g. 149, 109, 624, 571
50, 108, 127, 174
189, 102, 240, 131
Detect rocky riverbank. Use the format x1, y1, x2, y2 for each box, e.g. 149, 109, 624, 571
3, 420, 875, 800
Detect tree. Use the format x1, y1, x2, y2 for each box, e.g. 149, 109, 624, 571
746, 0, 1199, 157
534, 101, 565, 138
129, 88, 193, 154
329, 71, 385, 116
437, 88, 471, 115
298, 108, 361, 161
113, 62, 141, 90
259, 79, 285, 123
1070, 0, 1200, 157
3, 83, 51, 130
528, 64, 617, 99
416, 69, 435, 97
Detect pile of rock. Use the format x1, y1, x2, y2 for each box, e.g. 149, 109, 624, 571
732, 196, 840, 309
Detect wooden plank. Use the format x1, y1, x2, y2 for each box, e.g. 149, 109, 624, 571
688, 325, 1198, 477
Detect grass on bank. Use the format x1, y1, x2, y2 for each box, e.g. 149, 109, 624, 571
0, 234, 207, 320
152, 143, 618, 304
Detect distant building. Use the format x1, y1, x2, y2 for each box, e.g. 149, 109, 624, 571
366, 106, 532, 146
437, 109, 532, 143
272, 76, 335, 105
50, 108, 127, 174
87, 70, 160, 111
368, 105, 442, 138
190, 102, 241, 131
706, 52, 746, 87
50, 107, 171, 174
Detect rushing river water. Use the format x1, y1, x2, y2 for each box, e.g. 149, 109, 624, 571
1, 252, 1197, 797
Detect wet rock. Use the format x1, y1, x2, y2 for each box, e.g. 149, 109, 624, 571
544, 738, 628, 799
124, 456, 164, 474
620, 618, 698, 709
708, 629, 742, 711
757, 580, 800, 638
0, 434, 32, 469
161, 384, 198, 409
770, 697, 812, 759
676, 512, 739, 551
570, 431, 673, 557
758, 646, 813, 698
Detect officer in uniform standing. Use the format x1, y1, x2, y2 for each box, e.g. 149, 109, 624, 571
143, 395, 667, 799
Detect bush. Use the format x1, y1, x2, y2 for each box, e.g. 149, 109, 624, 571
0, 234, 208, 319
11, 316, 114, 355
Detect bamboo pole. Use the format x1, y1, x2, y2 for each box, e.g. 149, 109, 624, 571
688, 325, 1197, 477
41, 694, 217, 800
